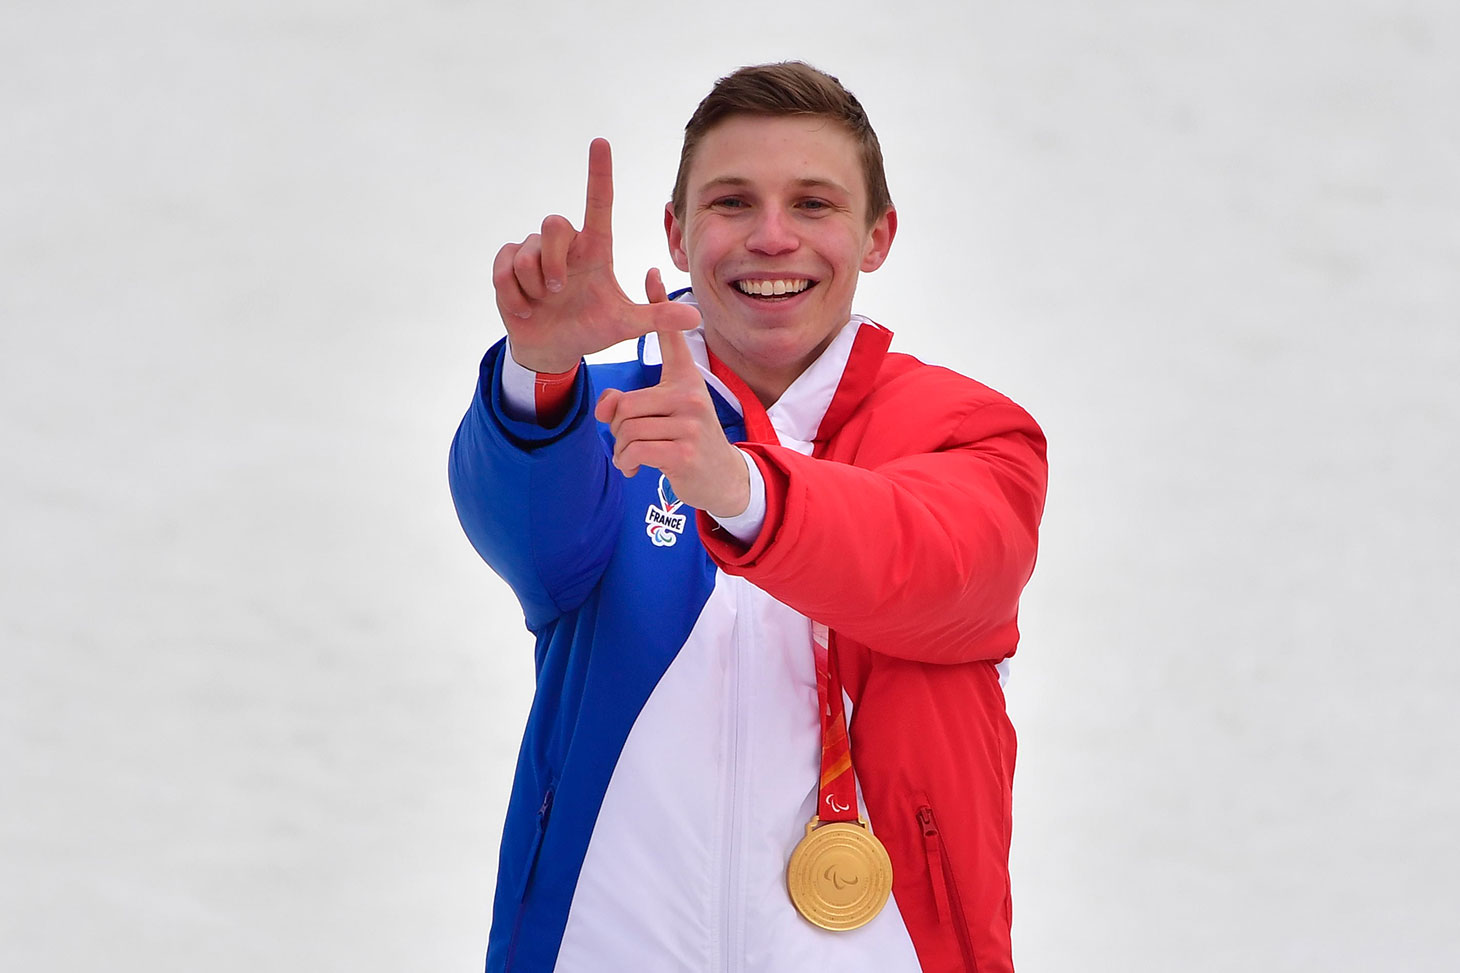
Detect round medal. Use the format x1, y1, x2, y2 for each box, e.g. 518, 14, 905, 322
786, 816, 894, 931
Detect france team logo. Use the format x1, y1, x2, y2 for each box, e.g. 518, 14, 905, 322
645, 474, 688, 547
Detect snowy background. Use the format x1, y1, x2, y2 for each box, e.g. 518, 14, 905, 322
3, 1, 1457, 970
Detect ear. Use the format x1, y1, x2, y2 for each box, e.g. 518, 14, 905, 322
664, 203, 690, 273
859, 207, 897, 273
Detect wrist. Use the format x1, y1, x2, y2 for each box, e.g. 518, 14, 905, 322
506, 338, 580, 375
706, 448, 766, 545
704, 447, 753, 520
705, 483, 750, 521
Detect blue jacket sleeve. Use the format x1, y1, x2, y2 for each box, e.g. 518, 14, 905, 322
447, 339, 621, 631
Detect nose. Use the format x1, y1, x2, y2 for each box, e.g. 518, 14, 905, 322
745, 207, 799, 256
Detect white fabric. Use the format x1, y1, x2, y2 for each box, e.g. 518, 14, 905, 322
500, 338, 541, 422
553, 320, 922, 972
554, 574, 920, 972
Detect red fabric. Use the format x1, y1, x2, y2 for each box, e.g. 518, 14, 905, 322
533, 364, 580, 427
814, 623, 859, 824
705, 349, 779, 445
818, 321, 893, 438
697, 335, 1047, 973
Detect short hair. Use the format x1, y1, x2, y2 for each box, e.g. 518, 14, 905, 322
670, 61, 893, 228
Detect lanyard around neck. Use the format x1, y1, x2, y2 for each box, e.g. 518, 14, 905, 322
812, 621, 860, 824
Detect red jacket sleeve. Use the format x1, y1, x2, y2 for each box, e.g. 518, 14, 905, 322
699, 398, 1046, 665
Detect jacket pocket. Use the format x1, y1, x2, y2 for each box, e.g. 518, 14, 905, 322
917, 801, 979, 972
506, 783, 555, 970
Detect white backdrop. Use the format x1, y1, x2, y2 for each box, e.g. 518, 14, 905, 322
3, 1, 1457, 970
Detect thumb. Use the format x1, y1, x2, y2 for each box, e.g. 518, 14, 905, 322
644, 266, 701, 333
594, 387, 622, 424
644, 267, 701, 384
645, 266, 670, 305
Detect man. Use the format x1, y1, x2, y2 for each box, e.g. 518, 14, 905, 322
450, 62, 1047, 972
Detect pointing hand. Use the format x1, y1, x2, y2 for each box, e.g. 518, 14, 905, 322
593, 269, 751, 520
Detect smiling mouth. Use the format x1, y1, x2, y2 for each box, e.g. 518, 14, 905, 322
734, 278, 816, 300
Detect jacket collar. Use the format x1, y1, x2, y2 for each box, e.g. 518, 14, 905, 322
639, 290, 893, 450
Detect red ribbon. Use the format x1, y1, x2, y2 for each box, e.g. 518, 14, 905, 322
812, 621, 859, 823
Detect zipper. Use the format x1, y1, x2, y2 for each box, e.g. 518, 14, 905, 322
505, 783, 555, 971
918, 804, 979, 972
718, 579, 751, 973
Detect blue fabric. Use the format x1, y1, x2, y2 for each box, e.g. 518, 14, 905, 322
448, 338, 746, 972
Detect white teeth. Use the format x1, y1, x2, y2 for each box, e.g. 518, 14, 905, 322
736, 278, 810, 296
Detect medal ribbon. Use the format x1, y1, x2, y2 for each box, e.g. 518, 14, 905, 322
812, 621, 859, 824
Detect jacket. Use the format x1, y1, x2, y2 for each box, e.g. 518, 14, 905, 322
448, 314, 1047, 972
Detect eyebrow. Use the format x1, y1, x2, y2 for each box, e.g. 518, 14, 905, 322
697, 176, 853, 196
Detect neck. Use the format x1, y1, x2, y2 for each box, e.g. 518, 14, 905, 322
702, 331, 838, 409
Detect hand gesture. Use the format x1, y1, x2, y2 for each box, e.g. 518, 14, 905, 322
493, 139, 701, 373
594, 270, 751, 520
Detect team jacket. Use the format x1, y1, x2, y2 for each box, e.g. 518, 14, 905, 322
449, 312, 1047, 972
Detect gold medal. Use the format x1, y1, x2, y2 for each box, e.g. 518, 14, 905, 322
786, 815, 894, 931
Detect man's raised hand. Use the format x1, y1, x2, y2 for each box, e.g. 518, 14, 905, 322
492, 139, 700, 373
593, 269, 751, 520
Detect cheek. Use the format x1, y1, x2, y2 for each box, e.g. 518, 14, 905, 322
691, 240, 733, 278
820, 228, 871, 266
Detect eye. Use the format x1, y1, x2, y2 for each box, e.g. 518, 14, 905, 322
798, 198, 832, 213
711, 196, 748, 210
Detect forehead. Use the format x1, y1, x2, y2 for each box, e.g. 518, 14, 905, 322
686, 114, 864, 196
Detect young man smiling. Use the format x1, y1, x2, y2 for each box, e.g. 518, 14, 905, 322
664, 110, 896, 408
450, 62, 1047, 972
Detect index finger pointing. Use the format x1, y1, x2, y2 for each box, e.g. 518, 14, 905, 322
656, 326, 697, 383
583, 138, 613, 237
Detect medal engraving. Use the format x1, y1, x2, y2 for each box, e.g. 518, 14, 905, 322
786, 816, 894, 931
